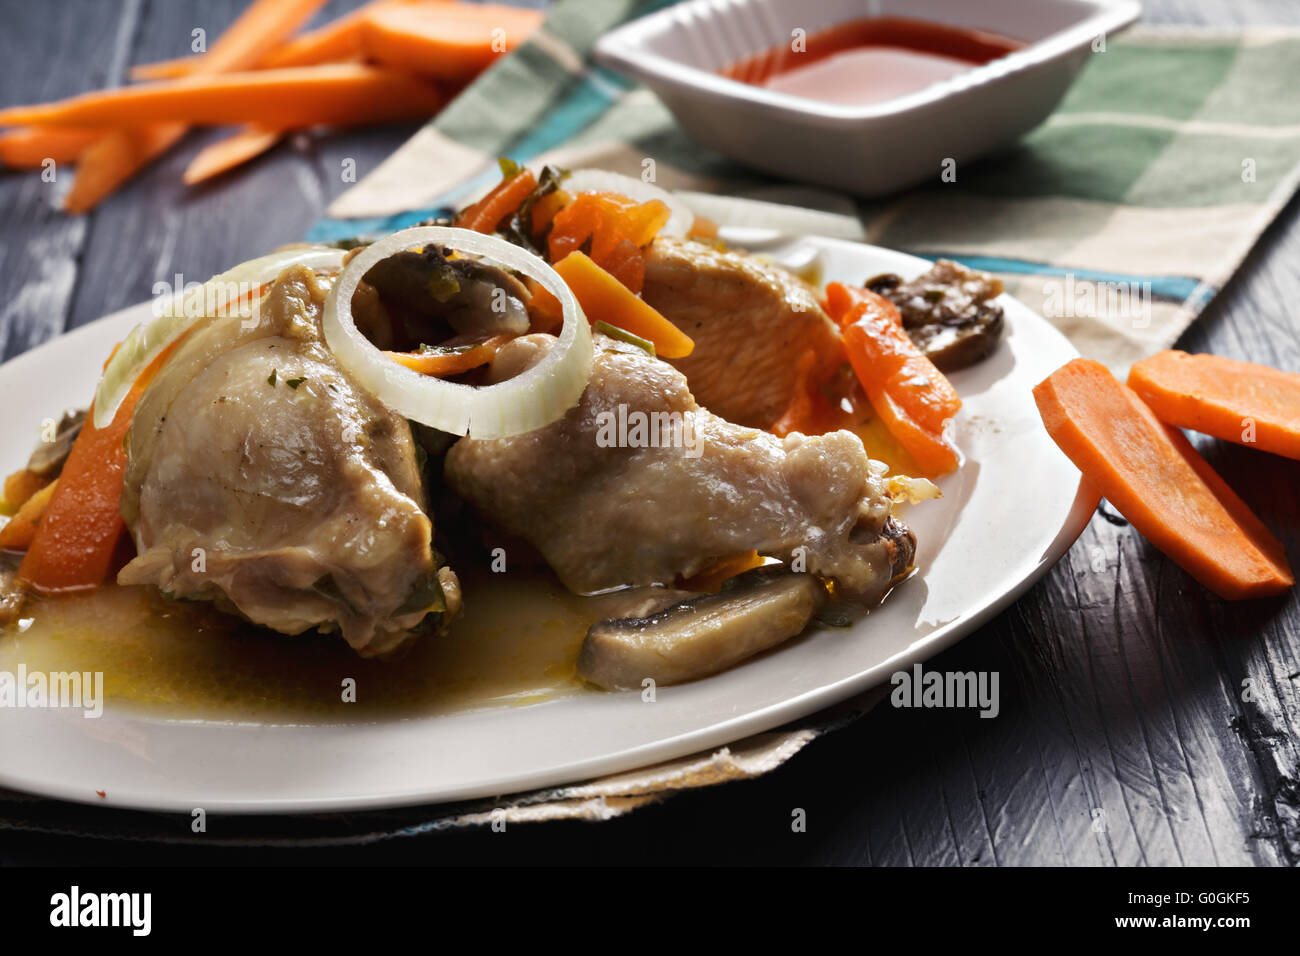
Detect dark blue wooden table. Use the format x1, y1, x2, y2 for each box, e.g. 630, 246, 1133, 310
0, 0, 1297, 865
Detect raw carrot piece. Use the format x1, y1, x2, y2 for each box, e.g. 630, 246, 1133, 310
64, 124, 188, 214
0, 126, 102, 167
183, 125, 283, 184
1128, 350, 1300, 461
0, 64, 444, 129
261, 0, 424, 68
17, 339, 183, 593
456, 168, 538, 233
361, 1, 544, 83
0, 480, 58, 551
385, 334, 513, 377
57, 0, 329, 212
130, 0, 329, 79
1034, 358, 1293, 600
553, 252, 695, 359
824, 281, 903, 328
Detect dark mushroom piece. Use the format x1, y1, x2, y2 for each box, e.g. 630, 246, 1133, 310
864, 259, 1005, 372
578, 566, 828, 690
26, 409, 86, 478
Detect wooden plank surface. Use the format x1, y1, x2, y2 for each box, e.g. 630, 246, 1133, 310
0, 0, 1296, 865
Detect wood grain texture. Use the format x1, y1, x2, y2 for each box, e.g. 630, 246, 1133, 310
0, 0, 1296, 865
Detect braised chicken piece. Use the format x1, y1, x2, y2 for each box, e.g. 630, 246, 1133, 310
118, 266, 459, 657
445, 334, 914, 599
640, 237, 844, 430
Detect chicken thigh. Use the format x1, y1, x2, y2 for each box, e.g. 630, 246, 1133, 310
118, 265, 458, 657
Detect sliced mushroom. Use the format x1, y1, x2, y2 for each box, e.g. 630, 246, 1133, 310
362, 245, 531, 342
578, 566, 827, 690
27, 409, 86, 478
864, 259, 1005, 372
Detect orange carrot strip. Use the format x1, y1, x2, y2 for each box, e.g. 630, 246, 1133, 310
145, 0, 329, 78
0, 480, 58, 551
1128, 349, 1300, 461
456, 168, 537, 233
2, 468, 50, 511
183, 125, 283, 184
361, 1, 544, 83
842, 296, 960, 433
553, 252, 695, 359
771, 349, 839, 438
824, 281, 903, 328
384, 335, 512, 377
1034, 358, 1293, 600
18, 339, 184, 593
678, 551, 765, 592
261, 0, 423, 68
58, 0, 328, 212
0, 126, 102, 167
0, 64, 444, 129
64, 124, 188, 214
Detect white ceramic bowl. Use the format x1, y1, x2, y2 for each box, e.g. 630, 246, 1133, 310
595, 0, 1141, 196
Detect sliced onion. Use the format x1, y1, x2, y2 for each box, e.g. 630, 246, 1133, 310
92, 246, 346, 427
322, 226, 593, 439
563, 169, 694, 238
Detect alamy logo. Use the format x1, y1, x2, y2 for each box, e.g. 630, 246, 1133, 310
595, 404, 704, 458
50, 886, 151, 936
0, 665, 103, 718
890, 663, 999, 718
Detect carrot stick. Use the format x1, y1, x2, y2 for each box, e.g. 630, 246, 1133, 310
553, 252, 695, 359
1128, 350, 1300, 461
0, 64, 444, 129
64, 124, 187, 214
1034, 358, 1293, 600
385, 335, 513, 377
53, 0, 327, 212
17, 339, 184, 593
0, 480, 58, 551
0, 126, 102, 167
361, 1, 545, 82
162, 0, 329, 76
824, 281, 903, 329
261, 0, 423, 68
183, 125, 283, 184
2, 468, 50, 512
131, 0, 423, 77
456, 168, 537, 233
128, 56, 193, 81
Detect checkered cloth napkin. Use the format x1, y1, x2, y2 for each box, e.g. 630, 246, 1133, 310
8, 2, 1300, 843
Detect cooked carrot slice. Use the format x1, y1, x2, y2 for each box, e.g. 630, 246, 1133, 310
771, 349, 840, 438
553, 252, 694, 359
361, 1, 544, 83
1034, 358, 1293, 600
1128, 350, 1300, 461
384, 335, 512, 377
824, 281, 903, 328
2, 468, 50, 511
456, 168, 538, 233
18, 339, 184, 593
0, 480, 58, 551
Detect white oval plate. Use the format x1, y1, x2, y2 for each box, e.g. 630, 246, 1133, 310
0, 237, 1093, 813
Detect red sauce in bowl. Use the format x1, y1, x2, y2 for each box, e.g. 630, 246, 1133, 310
720, 16, 1024, 107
